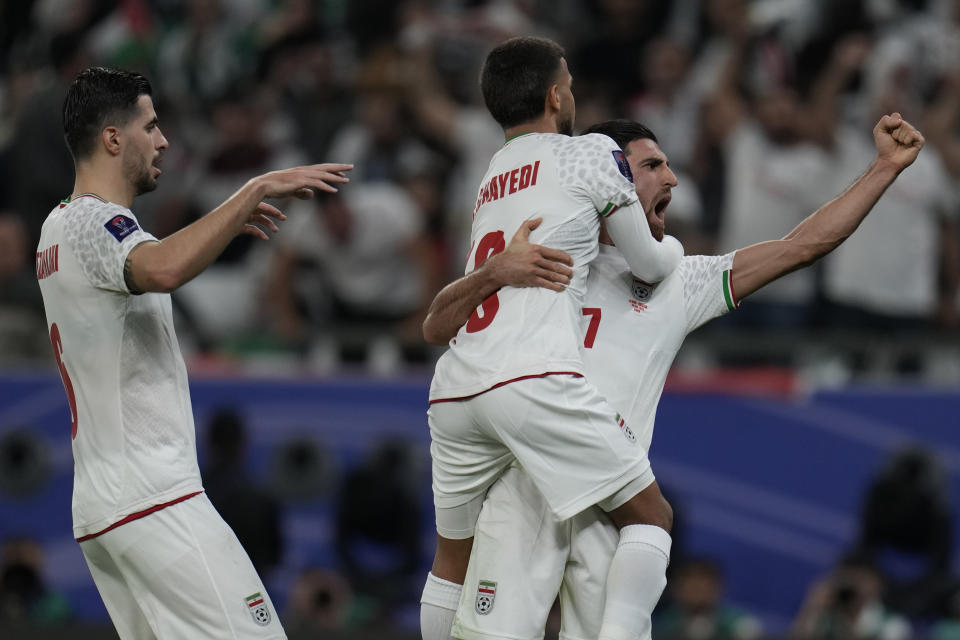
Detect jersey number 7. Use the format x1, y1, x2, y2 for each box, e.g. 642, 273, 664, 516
582, 307, 601, 348
466, 230, 506, 333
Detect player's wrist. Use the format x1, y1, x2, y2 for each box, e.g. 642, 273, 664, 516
476, 255, 513, 294
242, 175, 270, 203
870, 156, 903, 178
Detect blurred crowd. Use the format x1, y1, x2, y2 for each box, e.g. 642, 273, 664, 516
1, 0, 959, 377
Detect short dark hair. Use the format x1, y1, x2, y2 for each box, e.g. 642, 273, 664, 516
62, 67, 152, 160
480, 37, 566, 130
581, 119, 658, 152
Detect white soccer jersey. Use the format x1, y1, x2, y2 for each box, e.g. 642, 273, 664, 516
429, 133, 638, 401
581, 245, 737, 450
453, 247, 739, 640
36, 194, 203, 541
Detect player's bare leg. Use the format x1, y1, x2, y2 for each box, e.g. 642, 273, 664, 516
421, 535, 473, 640
608, 480, 673, 531
431, 534, 474, 583
600, 480, 674, 640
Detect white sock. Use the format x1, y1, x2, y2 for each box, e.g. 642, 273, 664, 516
420, 572, 463, 640
598, 524, 672, 640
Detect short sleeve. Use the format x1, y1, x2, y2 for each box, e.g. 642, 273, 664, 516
67, 201, 158, 293
553, 133, 638, 216
680, 252, 737, 333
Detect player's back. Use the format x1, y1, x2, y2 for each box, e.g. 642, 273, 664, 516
430, 132, 638, 401
36, 196, 202, 540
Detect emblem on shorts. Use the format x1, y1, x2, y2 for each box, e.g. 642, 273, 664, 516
475, 580, 496, 615
616, 413, 637, 444
245, 592, 271, 626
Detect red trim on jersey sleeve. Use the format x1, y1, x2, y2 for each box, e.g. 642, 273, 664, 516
429, 371, 583, 404
75, 491, 204, 542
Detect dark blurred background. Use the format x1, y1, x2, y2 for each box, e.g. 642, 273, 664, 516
1, 0, 960, 638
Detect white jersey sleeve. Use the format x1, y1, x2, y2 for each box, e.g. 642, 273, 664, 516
554, 133, 639, 215
680, 252, 738, 333
556, 133, 682, 283
67, 202, 157, 293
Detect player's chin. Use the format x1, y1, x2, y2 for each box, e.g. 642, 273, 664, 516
135, 176, 160, 196
647, 216, 665, 242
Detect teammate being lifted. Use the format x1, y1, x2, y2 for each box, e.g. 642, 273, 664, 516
421, 37, 683, 640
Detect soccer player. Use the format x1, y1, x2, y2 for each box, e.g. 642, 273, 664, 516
422, 37, 684, 640
424, 113, 925, 639
36, 66, 352, 639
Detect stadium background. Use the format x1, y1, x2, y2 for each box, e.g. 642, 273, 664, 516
1, 0, 959, 638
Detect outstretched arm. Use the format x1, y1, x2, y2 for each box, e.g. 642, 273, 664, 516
731, 114, 923, 300
422, 218, 573, 345
126, 163, 353, 293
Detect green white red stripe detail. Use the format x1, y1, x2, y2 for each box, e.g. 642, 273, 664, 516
246, 593, 265, 607
722, 269, 739, 311
60, 193, 106, 208
478, 581, 496, 594
601, 202, 619, 218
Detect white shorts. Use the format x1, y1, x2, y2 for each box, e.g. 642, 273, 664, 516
429, 374, 651, 538
452, 466, 627, 640
80, 493, 286, 640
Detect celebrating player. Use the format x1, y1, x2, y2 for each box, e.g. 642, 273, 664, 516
422, 37, 684, 640
424, 113, 925, 639
37, 66, 351, 639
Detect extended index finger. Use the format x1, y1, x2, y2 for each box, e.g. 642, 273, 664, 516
314, 163, 354, 173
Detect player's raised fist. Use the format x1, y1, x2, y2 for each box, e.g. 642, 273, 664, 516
873, 112, 924, 171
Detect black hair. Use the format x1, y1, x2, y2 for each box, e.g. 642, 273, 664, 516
62, 66, 152, 161
581, 119, 658, 152
480, 36, 566, 130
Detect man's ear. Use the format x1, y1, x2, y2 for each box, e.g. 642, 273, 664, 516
101, 126, 122, 156
545, 84, 561, 114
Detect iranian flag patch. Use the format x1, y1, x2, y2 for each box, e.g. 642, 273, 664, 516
616, 412, 637, 444
475, 580, 497, 615
245, 592, 271, 626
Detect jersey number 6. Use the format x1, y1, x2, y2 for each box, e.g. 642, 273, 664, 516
466, 230, 507, 333
49, 323, 79, 440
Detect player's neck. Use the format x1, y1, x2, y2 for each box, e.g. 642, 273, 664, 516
503, 115, 560, 142
73, 160, 136, 208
